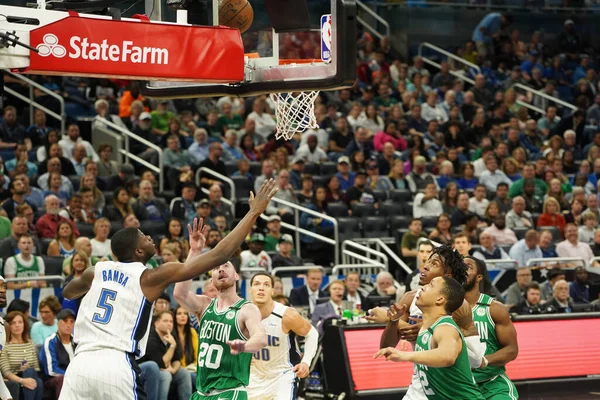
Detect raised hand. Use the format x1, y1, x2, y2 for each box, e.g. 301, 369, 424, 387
248, 179, 278, 215
188, 218, 210, 253
227, 339, 246, 355
387, 303, 406, 322
365, 307, 388, 323
292, 362, 310, 378
373, 347, 409, 362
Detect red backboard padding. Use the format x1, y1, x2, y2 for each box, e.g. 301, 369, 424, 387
345, 318, 600, 392
28, 16, 244, 82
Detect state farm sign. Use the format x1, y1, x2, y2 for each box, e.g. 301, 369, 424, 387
29, 16, 244, 82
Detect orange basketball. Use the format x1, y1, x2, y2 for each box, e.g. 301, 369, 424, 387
219, 0, 254, 33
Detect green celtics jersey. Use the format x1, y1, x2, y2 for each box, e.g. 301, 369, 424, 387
196, 297, 252, 394
414, 316, 484, 400
472, 294, 505, 382
12, 255, 41, 278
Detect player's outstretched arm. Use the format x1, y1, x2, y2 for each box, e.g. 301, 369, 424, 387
375, 325, 461, 367
485, 301, 518, 366
63, 266, 95, 300
142, 180, 278, 300
283, 307, 318, 378
379, 292, 418, 348
228, 303, 267, 355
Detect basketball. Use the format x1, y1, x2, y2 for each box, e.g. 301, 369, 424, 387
219, 0, 254, 33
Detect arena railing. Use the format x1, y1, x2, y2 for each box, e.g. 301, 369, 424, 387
418, 42, 480, 85
512, 83, 577, 115
371, 0, 597, 12
332, 263, 386, 278
4, 71, 65, 135
350, 238, 412, 275
526, 256, 587, 268
356, 0, 390, 41
271, 266, 326, 278
341, 240, 388, 271
195, 167, 236, 203
260, 197, 340, 265
92, 116, 164, 192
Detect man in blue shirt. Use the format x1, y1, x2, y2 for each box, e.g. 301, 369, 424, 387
40, 309, 76, 399
472, 13, 510, 58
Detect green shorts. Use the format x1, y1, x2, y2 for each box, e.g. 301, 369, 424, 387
478, 374, 519, 400
191, 389, 248, 400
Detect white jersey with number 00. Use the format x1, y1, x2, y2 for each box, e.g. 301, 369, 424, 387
403, 288, 427, 400
74, 261, 154, 357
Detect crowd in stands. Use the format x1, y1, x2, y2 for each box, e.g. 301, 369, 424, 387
0, 9, 600, 400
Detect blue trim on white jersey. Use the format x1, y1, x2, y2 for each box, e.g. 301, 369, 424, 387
130, 297, 146, 354
125, 353, 138, 400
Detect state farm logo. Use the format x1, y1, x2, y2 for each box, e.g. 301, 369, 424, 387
37, 34, 67, 58
34, 34, 169, 65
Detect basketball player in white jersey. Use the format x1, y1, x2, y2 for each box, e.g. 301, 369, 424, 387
0, 276, 13, 400
247, 273, 318, 400
369, 245, 486, 400
59, 179, 278, 400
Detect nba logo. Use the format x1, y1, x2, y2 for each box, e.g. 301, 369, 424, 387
321, 14, 332, 63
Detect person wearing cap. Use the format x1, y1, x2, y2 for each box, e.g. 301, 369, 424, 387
271, 234, 302, 268
540, 268, 565, 302
128, 111, 160, 168
240, 233, 272, 273
295, 135, 328, 164
335, 155, 356, 191
366, 160, 393, 192
58, 123, 99, 163
346, 170, 378, 207
406, 155, 439, 194
264, 215, 283, 252
39, 309, 76, 399
557, 19, 581, 63
106, 163, 135, 191
195, 199, 217, 230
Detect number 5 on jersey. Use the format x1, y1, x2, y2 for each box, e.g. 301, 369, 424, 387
92, 288, 117, 325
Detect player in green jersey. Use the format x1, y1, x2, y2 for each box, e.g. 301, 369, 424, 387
464, 257, 519, 400
375, 276, 484, 400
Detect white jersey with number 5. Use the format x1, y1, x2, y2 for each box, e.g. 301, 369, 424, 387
74, 261, 154, 357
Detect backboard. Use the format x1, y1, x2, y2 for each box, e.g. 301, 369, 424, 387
141, 0, 357, 98
0, 0, 356, 98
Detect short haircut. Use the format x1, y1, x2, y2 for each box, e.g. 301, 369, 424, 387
453, 232, 471, 244
409, 218, 422, 226
474, 183, 486, 191
98, 144, 113, 153
329, 280, 345, 289
525, 229, 539, 241
345, 271, 361, 280
439, 276, 465, 314
418, 240, 434, 250
526, 282, 540, 294
7, 298, 29, 314
432, 245, 468, 285
158, 292, 171, 303
250, 272, 274, 287
496, 182, 509, 190
307, 268, 323, 276
152, 310, 173, 324
111, 228, 141, 262
38, 295, 62, 315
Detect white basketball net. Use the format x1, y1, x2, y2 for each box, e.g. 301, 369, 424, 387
269, 91, 320, 141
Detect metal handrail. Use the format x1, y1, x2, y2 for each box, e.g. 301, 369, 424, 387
195, 167, 236, 202
332, 264, 385, 275
356, 0, 390, 40
5, 275, 65, 283
513, 83, 577, 112
272, 266, 325, 278
341, 240, 388, 270
516, 101, 547, 117
265, 197, 340, 265
418, 42, 481, 85
372, 0, 596, 12
5, 71, 65, 134
484, 259, 519, 269
526, 257, 586, 267
355, 238, 412, 274
92, 116, 164, 192
200, 187, 235, 217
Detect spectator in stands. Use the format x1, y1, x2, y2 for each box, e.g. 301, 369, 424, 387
0, 216, 41, 259
537, 229, 558, 259
333, 156, 355, 191
69, 144, 87, 177
556, 223, 594, 261
344, 272, 368, 310
373, 122, 407, 153
544, 280, 574, 314
537, 197, 567, 237
5, 143, 38, 179
328, 117, 354, 158
522, 179, 543, 213
61, 236, 97, 270
474, 231, 510, 261
63, 250, 91, 289
483, 213, 517, 245
171, 183, 197, 229
80, 187, 99, 224
426, 214, 451, 245
400, 218, 428, 269
26, 108, 50, 148
246, 97, 275, 139
0, 106, 24, 148
505, 196, 534, 229
406, 156, 438, 193
271, 234, 302, 267
472, 13, 510, 59
106, 163, 134, 192
58, 193, 87, 224
37, 158, 74, 193
512, 282, 544, 315
509, 229, 543, 267
103, 187, 133, 223
59, 123, 99, 162
541, 268, 565, 302
296, 174, 314, 204
586, 194, 600, 221
36, 195, 80, 239
80, 173, 105, 211
195, 199, 216, 231
479, 155, 512, 193
4, 233, 46, 290
159, 218, 190, 258
207, 184, 232, 221
39, 309, 76, 398
173, 306, 198, 386
346, 170, 377, 207
0, 211, 12, 240
198, 143, 226, 188
90, 218, 111, 258
505, 267, 536, 309
187, 128, 210, 165
450, 192, 473, 228
365, 159, 393, 192
412, 182, 443, 218
2, 179, 37, 220
264, 215, 282, 252
140, 311, 192, 400
468, 184, 489, 218
213, 214, 229, 237
324, 176, 346, 205
163, 135, 193, 187
240, 233, 272, 272
47, 221, 76, 258
452, 233, 472, 257
43, 171, 70, 207
295, 135, 328, 164
16, 174, 44, 210
570, 266, 590, 304
221, 130, 244, 162
344, 127, 373, 159
30, 295, 61, 345
311, 280, 345, 332
0, 311, 43, 400
367, 271, 397, 303
96, 144, 119, 179
289, 268, 327, 314
266, 169, 297, 217
132, 180, 169, 223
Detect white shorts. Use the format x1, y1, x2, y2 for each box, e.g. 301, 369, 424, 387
247, 370, 296, 400
403, 368, 427, 400
59, 349, 145, 400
